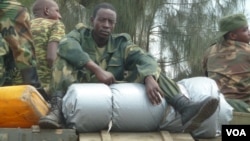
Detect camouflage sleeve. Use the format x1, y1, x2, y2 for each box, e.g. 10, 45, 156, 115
0, 34, 9, 85
124, 43, 160, 83
0, 34, 9, 56
58, 30, 91, 69
49, 21, 65, 42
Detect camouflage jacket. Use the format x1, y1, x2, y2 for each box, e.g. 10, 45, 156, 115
203, 40, 250, 100
0, 0, 36, 69
30, 18, 65, 87
58, 23, 160, 83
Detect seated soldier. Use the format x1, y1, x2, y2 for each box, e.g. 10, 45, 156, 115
39, 2, 219, 133
203, 13, 250, 113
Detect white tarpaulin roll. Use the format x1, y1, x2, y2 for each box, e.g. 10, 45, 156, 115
110, 83, 167, 131
62, 83, 167, 132
62, 83, 112, 132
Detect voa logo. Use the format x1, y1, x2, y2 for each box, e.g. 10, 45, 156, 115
226, 129, 246, 136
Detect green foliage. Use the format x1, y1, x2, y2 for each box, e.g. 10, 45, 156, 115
158, 0, 246, 80
19, 0, 34, 12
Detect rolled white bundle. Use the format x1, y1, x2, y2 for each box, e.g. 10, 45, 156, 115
62, 83, 112, 132
110, 83, 167, 131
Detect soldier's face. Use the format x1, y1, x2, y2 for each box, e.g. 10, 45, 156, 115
91, 8, 116, 40
46, 1, 62, 20
231, 26, 250, 44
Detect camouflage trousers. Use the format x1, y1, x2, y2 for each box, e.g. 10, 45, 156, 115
49, 56, 180, 99
0, 1, 36, 70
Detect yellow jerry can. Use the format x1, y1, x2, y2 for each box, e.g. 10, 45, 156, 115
0, 85, 49, 128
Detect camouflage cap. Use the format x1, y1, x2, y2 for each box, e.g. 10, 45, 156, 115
216, 13, 248, 39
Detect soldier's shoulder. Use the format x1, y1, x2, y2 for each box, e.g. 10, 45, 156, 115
75, 23, 88, 30
112, 33, 132, 41
31, 18, 58, 26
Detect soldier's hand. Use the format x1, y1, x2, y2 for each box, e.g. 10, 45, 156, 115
85, 60, 116, 85
95, 69, 116, 85
144, 75, 163, 105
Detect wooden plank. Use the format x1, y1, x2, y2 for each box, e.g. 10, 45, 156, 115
170, 133, 195, 141
0, 128, 77, 141
80, 131, 194, 141
160, 131, 173, 141
230, 112, 250, 125
79, 133, 102, 141
101, 130, 111, 141
197, 136, 221, 141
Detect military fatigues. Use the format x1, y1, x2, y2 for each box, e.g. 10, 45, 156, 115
0, 0, 37, 85
203, 40, 250, 112
0, 34, 9, 85
50, 24, 180, 100
30, 18, 65, 93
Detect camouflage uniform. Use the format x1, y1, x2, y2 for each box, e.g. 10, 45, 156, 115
50, 24, 180, 99
203, 40, 250, 112
30, 18, 65, 93
0, 34, 9, 85
0, 0, 37, 85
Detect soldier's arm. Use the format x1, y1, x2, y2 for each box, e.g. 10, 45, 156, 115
47, 21, 65, 68
85, 60, 115, 85
124, 44, 160, 83
46, 41, 58, 68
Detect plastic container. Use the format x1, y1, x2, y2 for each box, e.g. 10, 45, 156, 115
0, 85, 49, 128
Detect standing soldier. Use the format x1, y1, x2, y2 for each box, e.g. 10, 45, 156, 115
0, 0, 48, 100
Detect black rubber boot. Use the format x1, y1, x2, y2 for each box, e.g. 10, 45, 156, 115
20, 67, 49, 101
169, 95, 219, 132
39, 91, 64, 129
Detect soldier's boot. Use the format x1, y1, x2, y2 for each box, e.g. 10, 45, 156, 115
39, 91, 64, 129
169, 95, 219, 132
20, 67, 49, 101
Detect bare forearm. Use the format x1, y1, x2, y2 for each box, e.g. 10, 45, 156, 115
47, 42, 58, 68
84, 60, 102, 74
144, 75, 155, 84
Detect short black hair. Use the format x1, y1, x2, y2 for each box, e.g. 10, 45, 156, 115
92, 2, 116, 18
